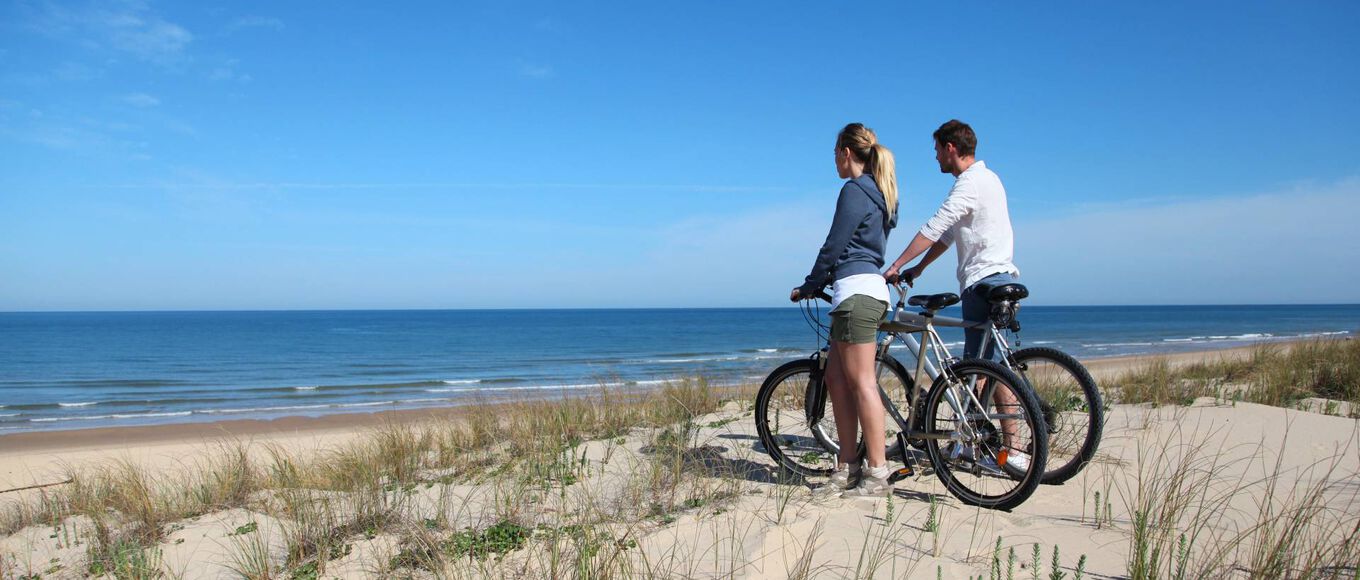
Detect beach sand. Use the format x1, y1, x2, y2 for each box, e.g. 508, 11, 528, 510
2, 341, 1356, 578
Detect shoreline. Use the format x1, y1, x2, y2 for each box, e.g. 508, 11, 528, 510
0, 338, 1334, 455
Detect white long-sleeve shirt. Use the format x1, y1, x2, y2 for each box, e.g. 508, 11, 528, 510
918, 161, 1019, 291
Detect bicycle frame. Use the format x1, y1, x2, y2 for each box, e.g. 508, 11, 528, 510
880, 297, 1018, 386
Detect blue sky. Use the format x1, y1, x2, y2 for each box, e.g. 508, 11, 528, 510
1, 1, 1358, 310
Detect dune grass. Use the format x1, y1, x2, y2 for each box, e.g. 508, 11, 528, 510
0, 377, 751, 578
1105, 339, 1360, 411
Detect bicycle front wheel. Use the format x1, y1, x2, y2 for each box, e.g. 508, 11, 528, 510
922, 359, 1048, 511
1010, 347, 1104, 485
755, 358, 838, 477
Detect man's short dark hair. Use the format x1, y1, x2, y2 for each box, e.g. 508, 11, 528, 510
933, 119, 977, 157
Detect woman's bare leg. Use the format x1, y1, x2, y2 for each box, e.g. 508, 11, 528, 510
838, 340, 886, 468
824, 345, 860, 467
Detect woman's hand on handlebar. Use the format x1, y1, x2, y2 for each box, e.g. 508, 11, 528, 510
791, 286, 832, 303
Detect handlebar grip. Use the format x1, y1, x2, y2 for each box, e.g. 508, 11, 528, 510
816, 291, 833, 303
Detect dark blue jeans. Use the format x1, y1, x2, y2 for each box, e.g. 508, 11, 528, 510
962, 272, 1019, 360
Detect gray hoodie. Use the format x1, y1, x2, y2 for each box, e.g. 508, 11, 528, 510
799, 173, 898, 297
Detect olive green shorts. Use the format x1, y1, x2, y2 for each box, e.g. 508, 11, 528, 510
829, 294, 888, 344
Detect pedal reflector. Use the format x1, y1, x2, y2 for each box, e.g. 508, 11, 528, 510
996, 449, 1009, 467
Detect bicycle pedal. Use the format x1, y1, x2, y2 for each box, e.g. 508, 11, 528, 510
887, 466, 914, 483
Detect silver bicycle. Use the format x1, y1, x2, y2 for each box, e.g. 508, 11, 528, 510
755, 286, 1050, 511
876, 279, 1104, 485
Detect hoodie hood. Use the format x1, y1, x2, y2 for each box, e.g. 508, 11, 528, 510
854, 173, 897, 231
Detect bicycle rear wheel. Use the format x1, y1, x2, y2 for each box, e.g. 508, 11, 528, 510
922, 359, 1048, 511
1009, 347, 1104, 485
755, 358, 838, 477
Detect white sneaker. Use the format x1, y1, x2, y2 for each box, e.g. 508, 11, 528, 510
1002, 451, 1031, 473
842, 464, 892, 498
819, 463, 859, 495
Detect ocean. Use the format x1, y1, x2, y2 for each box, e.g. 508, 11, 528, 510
1, 305, 1356, 433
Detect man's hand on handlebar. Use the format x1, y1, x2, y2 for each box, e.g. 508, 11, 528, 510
883, 264, 924, 288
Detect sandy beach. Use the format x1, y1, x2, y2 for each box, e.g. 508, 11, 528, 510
2, 340, 1356, 578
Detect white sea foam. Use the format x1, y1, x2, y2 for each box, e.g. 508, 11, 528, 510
201, 404, 331, 415
0, 413, 19, 418
756, 348, 779, 353
1082, 342, 1155, 348
428, 378, 664, 394
58, 402, 98, 407
31, 411, 192, 423
337, 400, 397, 408
294, 386, 318, 391
441, 379, 481, 385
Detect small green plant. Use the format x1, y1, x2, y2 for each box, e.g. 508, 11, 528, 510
1049, 545, 1066, 580
446, 520, 530, 560
230, 521, 258, 536
923, 495, 940, 556
990, 536, 1003, 580
290, 561, 319, 580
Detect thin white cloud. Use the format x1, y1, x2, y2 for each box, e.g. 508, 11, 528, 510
53, 61, 102, 81
85, 181, 794, 192
1015, 177, 1360, 305
120, 92, 160, 107
224, 16, 284, 34
519, 62, 554, 79
620, 177, 1360, 306
207, 59, 251, 83
24, 1, 192, 65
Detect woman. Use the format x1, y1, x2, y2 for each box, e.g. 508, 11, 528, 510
790, 123, 898, 497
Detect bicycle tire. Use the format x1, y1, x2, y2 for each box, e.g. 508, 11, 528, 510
755, 358, 838, 477
1009, 347, 1104, 485
921, 359, 1048, 511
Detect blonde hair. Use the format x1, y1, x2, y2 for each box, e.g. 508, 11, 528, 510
837, 123, 897, 220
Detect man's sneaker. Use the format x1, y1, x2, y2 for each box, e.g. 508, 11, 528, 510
1001, 451, 1031, 473
820, 463, 860, 495
977, 450, 1032, 475
947, 442, 976, 463
842, 464, 892, 498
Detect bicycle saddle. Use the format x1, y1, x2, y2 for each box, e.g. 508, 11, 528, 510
908, 293, 960, 311
981, 282, 1029, 303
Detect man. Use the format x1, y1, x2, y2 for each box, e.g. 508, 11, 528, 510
884, 119, 1027, 470
884, 119, 1019, 361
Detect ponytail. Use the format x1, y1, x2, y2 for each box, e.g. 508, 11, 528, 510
869, 144, 897, 221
